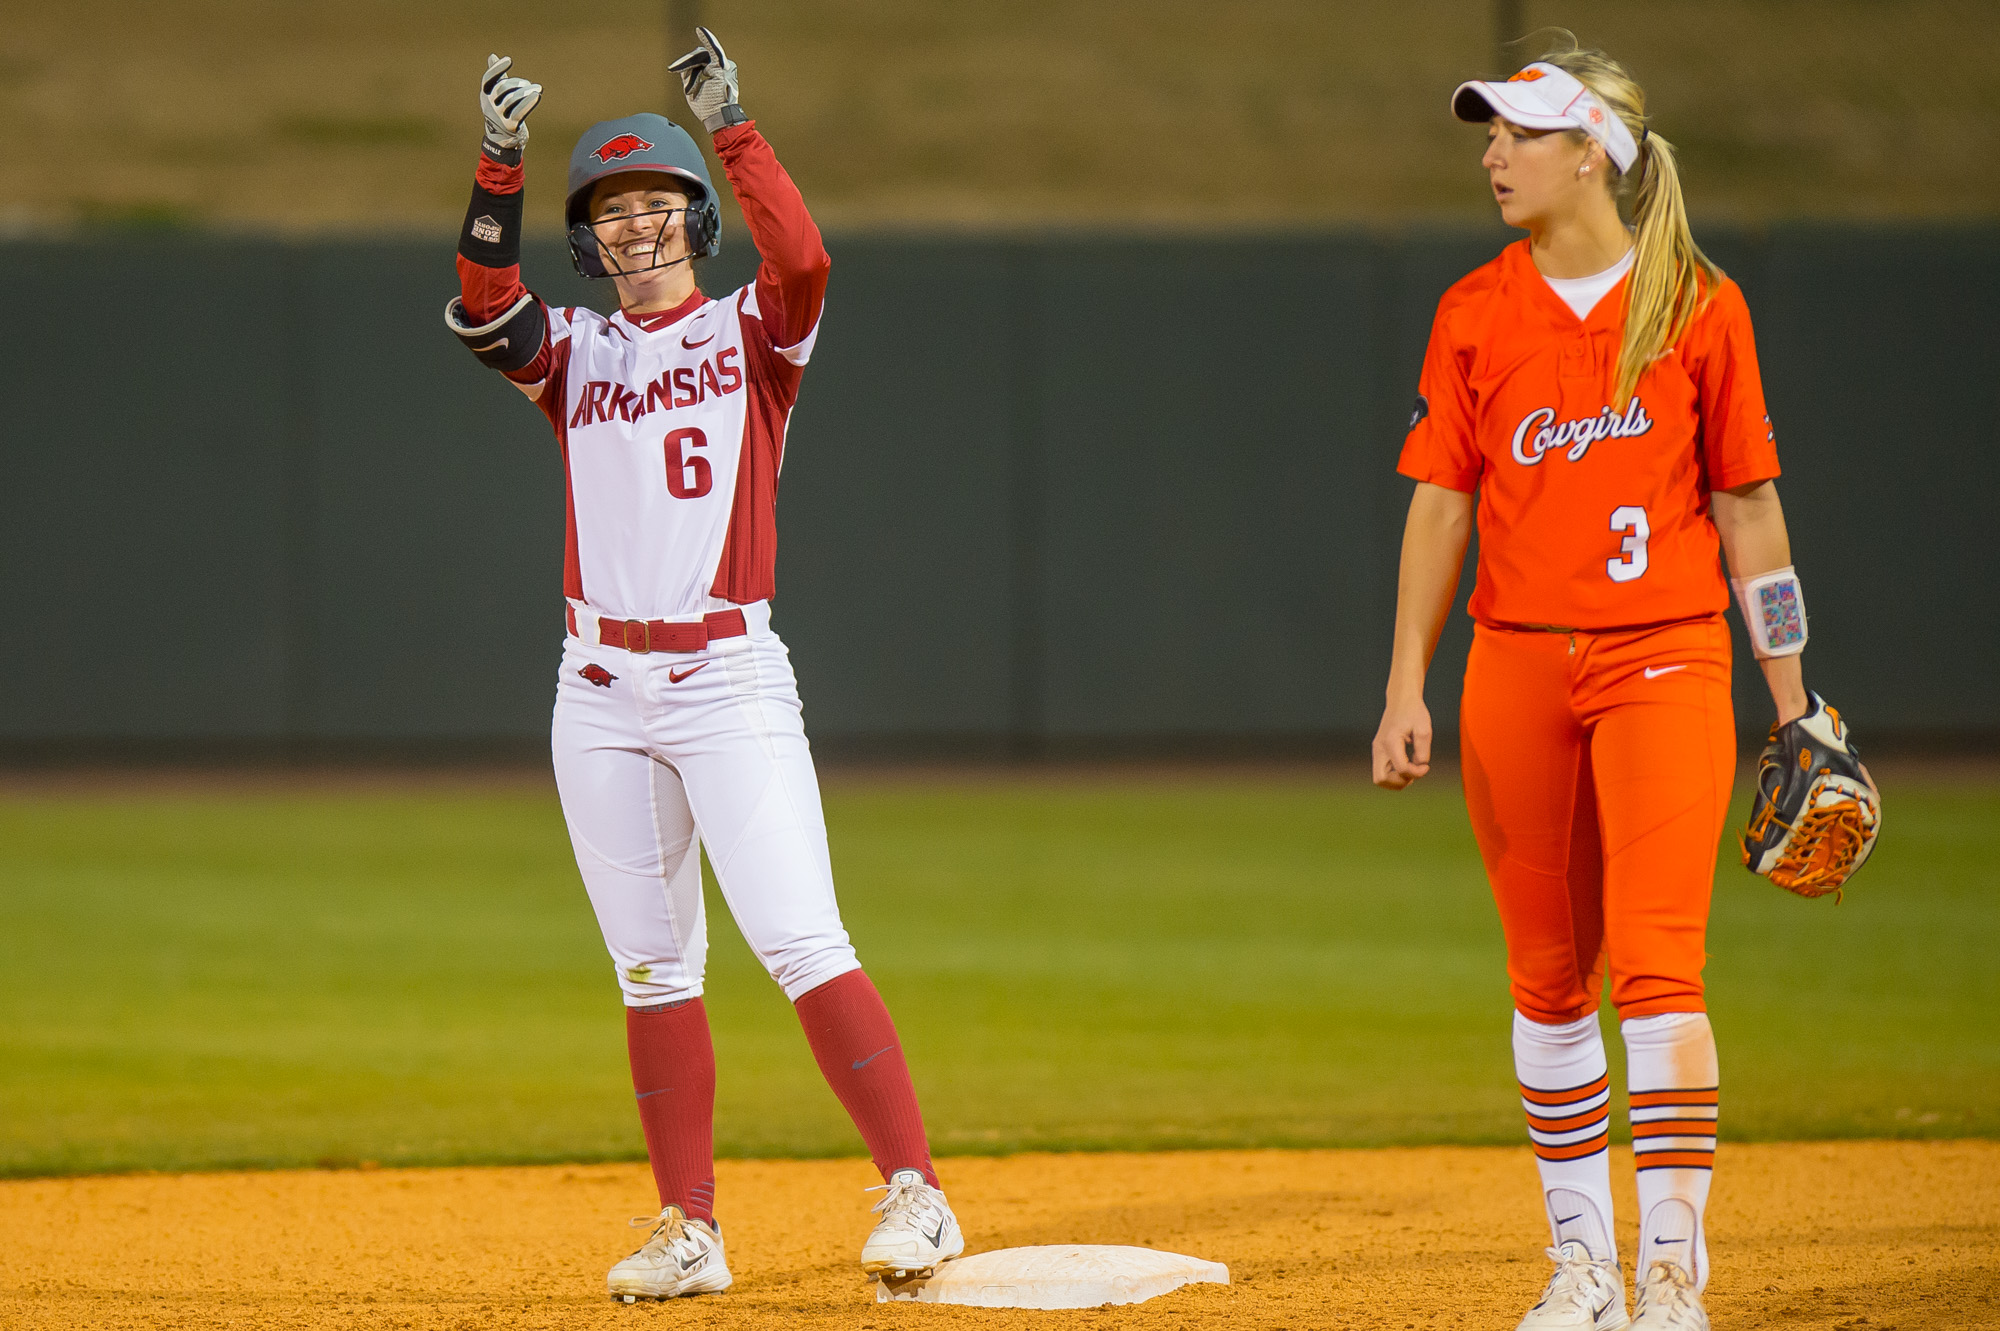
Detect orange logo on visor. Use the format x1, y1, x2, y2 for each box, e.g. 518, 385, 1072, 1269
1508, 68, 1547, 82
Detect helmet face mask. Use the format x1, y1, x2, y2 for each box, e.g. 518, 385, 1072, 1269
575, 195, 696, 279
566, 113, 722, 281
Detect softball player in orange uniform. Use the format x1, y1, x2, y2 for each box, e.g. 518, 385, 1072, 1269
1373, 41, 1839, 1331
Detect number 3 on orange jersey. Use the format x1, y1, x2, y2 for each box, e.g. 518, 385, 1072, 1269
1607, 505, 1650, 583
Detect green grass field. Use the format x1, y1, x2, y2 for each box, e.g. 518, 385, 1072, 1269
2, 767, 1994, 1177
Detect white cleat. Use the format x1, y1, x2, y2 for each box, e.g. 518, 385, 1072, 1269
859, 1168, 965, 1278
607, 1205, 732, 1302
1631, 1259, 1708, 1331
1516, 1241, 1630, 1331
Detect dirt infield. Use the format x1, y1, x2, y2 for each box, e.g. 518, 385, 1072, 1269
5, 1143, 1996, 1330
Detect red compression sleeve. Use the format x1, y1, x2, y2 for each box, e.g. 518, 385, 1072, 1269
793, 970, 938, 1187
712, 122, 830, 351
458, 153, 528, 322
455, 151, 554, 386
626, 999, 718, 1224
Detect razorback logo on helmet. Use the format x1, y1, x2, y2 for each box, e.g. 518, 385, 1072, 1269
593, 133, 655, 164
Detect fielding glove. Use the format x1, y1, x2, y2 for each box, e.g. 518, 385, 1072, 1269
1740, 693, 1881, 900
668, 27, 746, 132
480, 54, 543, 155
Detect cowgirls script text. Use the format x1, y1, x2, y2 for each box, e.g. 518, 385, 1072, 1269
1511, 397, 1653, 465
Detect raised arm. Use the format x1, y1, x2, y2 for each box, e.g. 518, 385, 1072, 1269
1373, 482, 1476, 789
715, 124, 831, 351
447, 55, 558, 404
669, 28, 830, 353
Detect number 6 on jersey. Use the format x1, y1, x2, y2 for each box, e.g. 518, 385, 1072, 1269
664, 426, 712, 499
1607, 504, 1649, 582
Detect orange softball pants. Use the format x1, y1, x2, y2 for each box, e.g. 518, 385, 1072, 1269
1459, 615, 1737, 1025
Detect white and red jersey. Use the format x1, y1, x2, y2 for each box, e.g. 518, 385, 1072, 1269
534, 279, 814, 618
456, 122, 828, 619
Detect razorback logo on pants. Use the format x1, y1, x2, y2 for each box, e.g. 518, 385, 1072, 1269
553, 625, 860, 1006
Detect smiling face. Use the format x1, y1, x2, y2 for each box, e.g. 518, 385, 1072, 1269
587, 172, 693, 274
1481, 117, 1606, 231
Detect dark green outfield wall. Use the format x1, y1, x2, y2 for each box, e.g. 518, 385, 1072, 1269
1, 227, 1993, 753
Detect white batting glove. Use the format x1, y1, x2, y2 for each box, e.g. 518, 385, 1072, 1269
667, 27, 744, 132
480, 54, 543, 154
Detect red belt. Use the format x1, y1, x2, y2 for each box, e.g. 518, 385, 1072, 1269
568, 605, 748, 654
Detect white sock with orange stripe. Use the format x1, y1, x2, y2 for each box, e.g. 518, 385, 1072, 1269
1623, 1011, 1718, 1290
1513, 1010, 1616, 1264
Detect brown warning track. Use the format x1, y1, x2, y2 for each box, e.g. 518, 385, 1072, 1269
5, 1144, 1996, 1329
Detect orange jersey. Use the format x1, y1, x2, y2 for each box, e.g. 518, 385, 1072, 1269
1398, 240, 1780, 629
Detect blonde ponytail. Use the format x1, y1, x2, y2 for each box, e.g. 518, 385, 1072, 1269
1538, 41, 1722, 402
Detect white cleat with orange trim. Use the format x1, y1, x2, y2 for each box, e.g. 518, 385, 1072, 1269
1630, 1259, 1708, 1331
1516, 1240, 1630, 1331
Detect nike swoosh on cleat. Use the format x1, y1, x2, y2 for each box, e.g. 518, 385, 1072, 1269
923, 1221, 947, 1247
852, 1044, 895, 1071
1644, 664, 1688, 679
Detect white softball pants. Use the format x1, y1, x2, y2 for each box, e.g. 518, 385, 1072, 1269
550, 600, 861, 1006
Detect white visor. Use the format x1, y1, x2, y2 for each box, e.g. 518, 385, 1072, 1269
1452, 62, 1640, 173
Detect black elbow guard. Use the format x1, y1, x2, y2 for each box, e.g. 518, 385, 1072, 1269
445, 292, 546, 372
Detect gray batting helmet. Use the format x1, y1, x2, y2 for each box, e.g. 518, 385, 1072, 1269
565, 113, 722, 279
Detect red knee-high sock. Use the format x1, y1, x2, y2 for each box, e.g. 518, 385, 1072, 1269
793, 969, 938, 1187
625, 998, 717, 1224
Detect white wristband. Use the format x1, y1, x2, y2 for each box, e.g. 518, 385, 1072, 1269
1732, 565, 1808, 659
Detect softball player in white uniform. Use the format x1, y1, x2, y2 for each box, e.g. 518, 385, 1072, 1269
446, 30, 963, 1301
